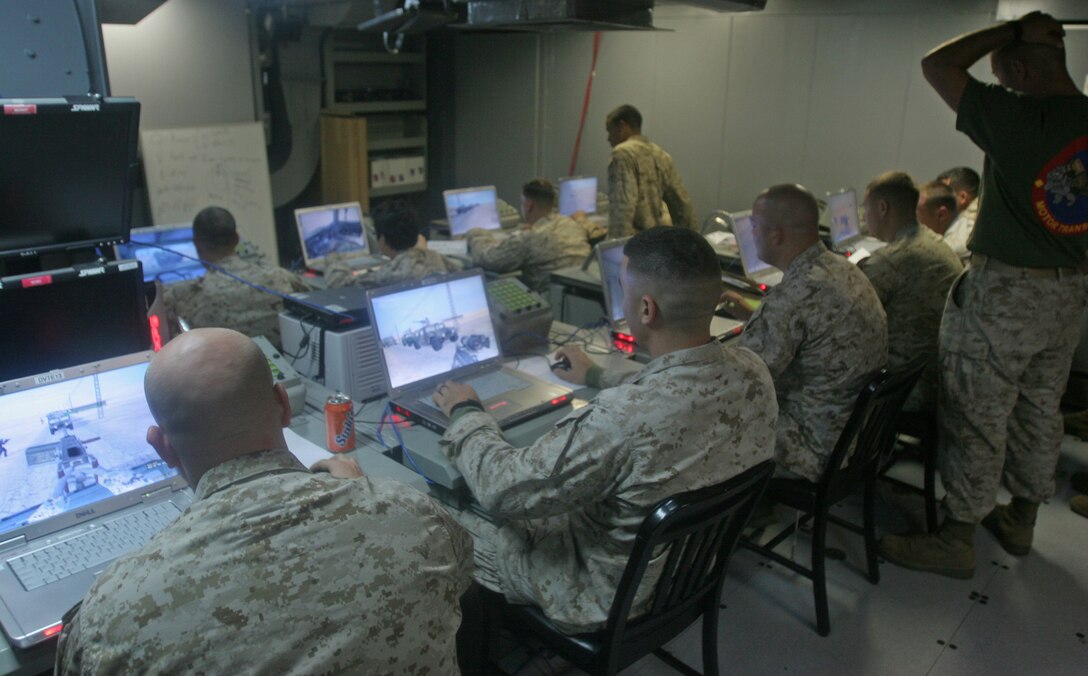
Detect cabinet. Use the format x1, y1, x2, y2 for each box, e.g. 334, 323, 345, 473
322, 32, 427, 198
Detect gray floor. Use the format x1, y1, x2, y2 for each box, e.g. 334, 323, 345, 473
510, 434, 1088, 675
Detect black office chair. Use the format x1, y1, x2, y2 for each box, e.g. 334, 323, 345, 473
740, 358, 925, 636
879, 409, 940, 533
488, 460, 775, 676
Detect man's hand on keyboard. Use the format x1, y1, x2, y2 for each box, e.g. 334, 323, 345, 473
310, 457, 364, 478
553, 347, 594, 386
433, 380, 481, 417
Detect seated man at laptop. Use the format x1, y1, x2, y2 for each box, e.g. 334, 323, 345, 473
723, 184, 887, 481
465, 179, 595, 293
55, 328, 473, 674
859, 172, 962, 412
431, 226, 778, 633
149, 205, 311, 350
325, 199, 462, 290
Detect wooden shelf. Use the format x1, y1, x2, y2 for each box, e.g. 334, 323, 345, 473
371, 183, 427, 198
326, 101, 426, 114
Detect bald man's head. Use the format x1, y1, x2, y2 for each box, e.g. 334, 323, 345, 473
754, 184, 821, 235
145, 329, 287, 479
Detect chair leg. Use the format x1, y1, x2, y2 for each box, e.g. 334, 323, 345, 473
812, 508, 830, 637
923, 431, 939, 533
863, 476, 880, 584
703, 603, 720, 676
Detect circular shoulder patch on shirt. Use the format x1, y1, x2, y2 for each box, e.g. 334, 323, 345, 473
1032, 136, 1088, 236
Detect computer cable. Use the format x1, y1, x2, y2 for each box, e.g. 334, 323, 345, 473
379, 403, 435, 485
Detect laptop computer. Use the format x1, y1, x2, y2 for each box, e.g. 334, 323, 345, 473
295, 202, 382, 272
596, 237, 744, 345
827, 189, 863, 252
0, 351, 192, 648
443, 186, 503, 237
732, 210, 784, 291
367, 270, 572, 433
114, 223, 206, 284
558, 176, 598, 216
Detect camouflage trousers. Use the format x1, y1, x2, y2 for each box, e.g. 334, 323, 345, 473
938, 264, 1086, 523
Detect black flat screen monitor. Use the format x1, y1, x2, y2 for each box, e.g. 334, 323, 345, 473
0, 260, 151, 382
0, 98, 140, 259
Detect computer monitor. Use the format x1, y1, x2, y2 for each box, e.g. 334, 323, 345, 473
114, 224, 205, 284
0, 98, 140, 258
443, 186, 502, 237
827, 189, 862, 249
558, 176, 598, 216
294, 202, 369, 269
731, 211, 773, 277
0, 261, 151, 382
595, 238, 628, 327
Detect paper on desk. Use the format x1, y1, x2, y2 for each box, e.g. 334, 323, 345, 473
705, 231, 736, 248
284, 427, 334, 469
512, 354, 572, 388
847, 247, 872, 265
427, 239, 469, 257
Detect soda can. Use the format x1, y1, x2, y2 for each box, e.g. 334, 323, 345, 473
325, 392, 355, 453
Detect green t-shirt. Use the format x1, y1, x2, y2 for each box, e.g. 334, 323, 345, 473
956, 78, 1088, 268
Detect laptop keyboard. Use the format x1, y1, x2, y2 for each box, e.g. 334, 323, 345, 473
7, 501, 182, 592
464, 371, 533, 401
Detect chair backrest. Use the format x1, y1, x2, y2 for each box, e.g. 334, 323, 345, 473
819, 357, 927, 493
601, 459, 775, 659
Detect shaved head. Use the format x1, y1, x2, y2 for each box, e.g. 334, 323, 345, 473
145, 329, 288, 485
991, 42, 1070, 95
755, 184, 820, 235
622, 227, 722, 333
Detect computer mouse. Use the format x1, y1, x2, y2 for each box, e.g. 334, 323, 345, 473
551, 356, 572, 371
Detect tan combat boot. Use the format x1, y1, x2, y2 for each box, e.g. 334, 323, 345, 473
878, 519, 975, 579
981, 497, 1038, 556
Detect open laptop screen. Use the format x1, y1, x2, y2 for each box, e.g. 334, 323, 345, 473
295, 202, 368, 269
369, 273, 501, 390
558, 176, 597, 216
0, 355, 177, 536
732, 211, 774, 277
827, 189, 861, 248
596, 238, 627, 324
444, 187, 502, 237
115, 223, 205, 284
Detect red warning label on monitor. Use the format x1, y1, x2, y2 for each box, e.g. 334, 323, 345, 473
21, 275, 53, 288
3, 104, 37, 115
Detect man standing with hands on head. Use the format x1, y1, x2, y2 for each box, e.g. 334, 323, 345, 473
880, 12, 1088, 578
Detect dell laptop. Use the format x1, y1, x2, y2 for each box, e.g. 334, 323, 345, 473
367, 270, 572, 433
827, 189, 863, 252
295, 202, 382, 272
558, 176, 598, 216
443, 186, 503, 237
0, 351, 193, 648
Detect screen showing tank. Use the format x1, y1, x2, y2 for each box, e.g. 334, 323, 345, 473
115, 224, 206, 284
370, 274, 500, 390
827, 189, 862, 248
0, 262, 151, 382
0, 359, 176, 536
559, 176, 598, 216
0, 98, 140, 258
444, 187, 502, 236
295, 203, 368, 267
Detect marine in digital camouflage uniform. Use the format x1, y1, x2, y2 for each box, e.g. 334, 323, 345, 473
434, 227, 777, 633
467, 179, 593, 294
324, 198, 463, 290
605, 104, 696, 239
880, 12, 1088, 578
56, 330, 473, 675
859, 172, 962, 412
730, 184, 887, 482
163, 254, 310, 350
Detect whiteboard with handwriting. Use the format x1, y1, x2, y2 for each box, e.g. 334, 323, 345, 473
141, 123, 279, 261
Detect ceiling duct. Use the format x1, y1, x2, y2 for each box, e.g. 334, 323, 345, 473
461, 0, 658, 32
